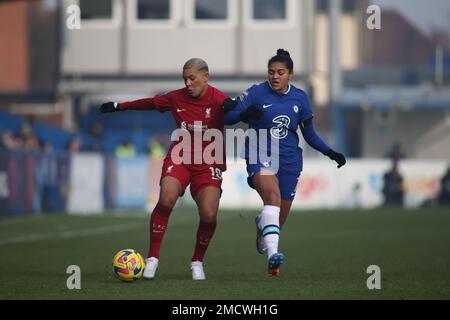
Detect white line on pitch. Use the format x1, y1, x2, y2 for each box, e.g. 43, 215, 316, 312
0, 223, 142, 246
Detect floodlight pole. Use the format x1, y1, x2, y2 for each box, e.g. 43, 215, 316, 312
329, 0, 347, 155
329, 0, 342, 103
435, 46, 444, 87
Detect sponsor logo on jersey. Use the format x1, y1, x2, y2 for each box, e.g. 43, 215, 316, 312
167, 165, 174, 173
176, 107, 185, 112
205, 107, 211, 118
180, 121, 208, 131
270, 115, 291, 139
293, 105, 299, 113
262, 104, 273, 109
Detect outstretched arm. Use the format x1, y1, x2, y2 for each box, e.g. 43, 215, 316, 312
100, 95, 171, 113
300, 118, 346, 168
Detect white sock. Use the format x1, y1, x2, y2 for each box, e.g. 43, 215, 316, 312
259, 205, 280, 259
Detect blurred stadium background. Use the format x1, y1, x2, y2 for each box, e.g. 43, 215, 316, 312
1, 0, 450, 299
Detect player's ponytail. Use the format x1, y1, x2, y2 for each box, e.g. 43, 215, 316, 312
277, 49, 290, 57
268, 48, 294, 72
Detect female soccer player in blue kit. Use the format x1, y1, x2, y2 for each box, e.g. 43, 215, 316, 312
224, 49, 346, 277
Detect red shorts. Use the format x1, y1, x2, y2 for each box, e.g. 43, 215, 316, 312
160, 157, 223, 198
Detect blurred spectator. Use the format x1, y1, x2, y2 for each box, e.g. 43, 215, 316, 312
42, 141, 53, 153
89, 122, 103, 139
1, 128, 39, 152
67, 136, 81, 153
385, 141, 405, 162
0, 129, 16, 150
39, 149, 60, 213
24, 133, 40, 151
343, 182, 362, 209
89, 122, 103, 153
90, 143, 102, 153
350, 182, 362, 208
115, 140, 136, 158
19, 120, 34, 141
13, 136, 25, 150
438, 166, 450, 205
382, 160, 404, 206
147, 136, 165, 160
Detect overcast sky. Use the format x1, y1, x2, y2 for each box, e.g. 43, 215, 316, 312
371, 0, 450, 35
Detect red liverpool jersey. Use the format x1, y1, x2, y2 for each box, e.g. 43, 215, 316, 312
119, 85, 229, 171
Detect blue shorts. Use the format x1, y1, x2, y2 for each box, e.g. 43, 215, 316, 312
246, 161, 301, 201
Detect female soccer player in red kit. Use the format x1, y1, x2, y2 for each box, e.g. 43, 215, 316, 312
100, 58, 234, 280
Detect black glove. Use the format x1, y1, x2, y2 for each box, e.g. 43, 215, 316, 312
100, 101, 120, 113
222, 98, 237, 112
325, 149, 346, 168
240, 105, 263, 123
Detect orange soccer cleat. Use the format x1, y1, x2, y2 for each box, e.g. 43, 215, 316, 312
267, 253, 284, 277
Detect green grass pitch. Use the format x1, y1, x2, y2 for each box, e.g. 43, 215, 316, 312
0, 207, 449, 299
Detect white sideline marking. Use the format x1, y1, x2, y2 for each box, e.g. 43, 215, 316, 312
0, 223, 141, 246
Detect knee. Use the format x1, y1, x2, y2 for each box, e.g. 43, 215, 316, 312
262, 189, 281, 206
199, 209, 217, 224
158, 195, 178, 208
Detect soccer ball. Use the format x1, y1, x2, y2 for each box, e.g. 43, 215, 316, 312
112, 249, 145, 282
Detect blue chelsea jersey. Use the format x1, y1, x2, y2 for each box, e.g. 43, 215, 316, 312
225, 81, 314, 171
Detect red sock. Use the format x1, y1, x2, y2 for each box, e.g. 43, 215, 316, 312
147, 203, 172, 259
191, 220, 217, 262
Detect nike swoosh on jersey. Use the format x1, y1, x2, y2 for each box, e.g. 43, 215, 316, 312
176, 108, 185, 112
262, 104, 273, 109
